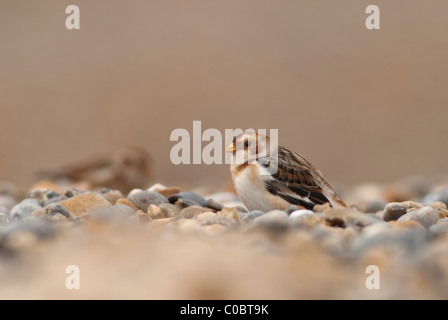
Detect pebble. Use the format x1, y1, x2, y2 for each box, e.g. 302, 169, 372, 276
240, 210, 264, 222
288, 209, 314, 222
196, 211, 217, 223
158, 203, 181, 218
168, 192, 207, 207
44, 203, 78, 220
397, 206, 439, 229
216, 207, 239, 221
100, 189, 124, 205
58, 192, 111, 216
205, 198, 224, 211
255, 210, 288, 222
91, 204, 137, 221
147, 204, 166, 219
128, 190, 168, 211
175, 198, 202, 208
285, 205, 300, 215
180, 206, 210, 219
422, 187, 448, 206
0, 194, 16, 212
115, 198, 139, 211
157, 187, 180, 198
9, 199, 42, 219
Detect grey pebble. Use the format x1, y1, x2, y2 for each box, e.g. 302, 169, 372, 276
397, 206, 439, 229
175, 198, 201, 208
128, 190, 168, 211
0, 195, 17, 212
168, 192, 207, 207
241, 210, 264, 222
205, 198, 224, 211
44, 203, 78, 220
9, 199, 42, 220
422, 187, 448, 206
428, 221, 448, 238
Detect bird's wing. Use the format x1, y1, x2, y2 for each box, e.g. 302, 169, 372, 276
258, 146, 330, 210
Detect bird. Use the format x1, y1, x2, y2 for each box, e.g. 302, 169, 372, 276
226, 130, 346, 212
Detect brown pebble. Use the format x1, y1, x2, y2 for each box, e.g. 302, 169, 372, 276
157, 187, 180, 198
58, 192, 110, 216
430, 201, 448, 210
116, 198, 139, 211
313, 203, 331, 213
388, 220, 425, 231
180, 206, 210, 219
216, 207, 239, 221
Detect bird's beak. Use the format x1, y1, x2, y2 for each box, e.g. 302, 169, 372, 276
226, 143, 236, 153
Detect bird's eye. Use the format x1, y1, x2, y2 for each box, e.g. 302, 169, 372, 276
244, 141, 250, 148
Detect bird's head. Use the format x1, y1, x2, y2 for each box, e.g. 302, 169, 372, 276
226, 130, 277, 165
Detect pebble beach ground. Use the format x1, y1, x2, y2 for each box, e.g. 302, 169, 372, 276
1, 175, 448, 299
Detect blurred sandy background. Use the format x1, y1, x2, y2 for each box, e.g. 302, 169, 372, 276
1, 0, 447, 189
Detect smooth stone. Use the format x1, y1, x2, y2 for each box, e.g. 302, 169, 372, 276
43, 195, 69, 206
422, 187, 448, 206
168, 192, 207, 207
196, 211, 217, 222
289, 209, 314, 221
255, 210, 288, 222
203, 224, 227, 235
180, 206, 210, 219
322, 207, 381, 228
58, 192, 111, 216
128, 190, 168, 211
91, 204, 137, 221
115, 198, 139, 211
158, 203, 181, 218
0, 195, 16, 211
147, 204, 166, 219
382, 202, 409, 221
147, 183, 167, 192
429, 222, 448, 237
137, 212, 152, 224
397, 206, 439, 229
285, 205, 300, 215
175, 198, 201, 208
216, 207, 239, 221
44, 203, 78, 220
100, 189, 124, 204
241, 210, 264, 222
9, 199, 42, 219
157, 187, 180, 198
205, 198, 224, 211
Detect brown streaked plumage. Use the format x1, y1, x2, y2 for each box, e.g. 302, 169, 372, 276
226, 131, 345, 212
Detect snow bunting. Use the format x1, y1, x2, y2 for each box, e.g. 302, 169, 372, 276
226, 131, 346, 212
